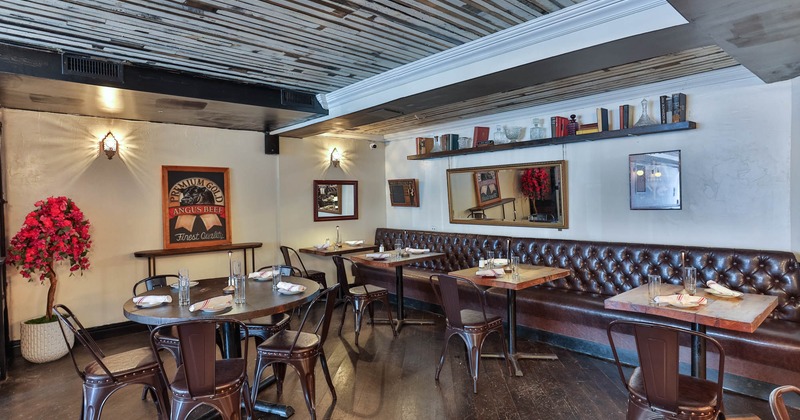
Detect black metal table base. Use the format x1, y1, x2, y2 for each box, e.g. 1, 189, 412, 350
691, 323, 707, 379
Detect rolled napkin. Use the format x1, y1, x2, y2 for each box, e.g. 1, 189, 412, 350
707, 281, 743, 297
189, 295, 232, 312
133, 295, 172, 306
314, 243, 330, 250
476, 268, 505, 277
365, 252, 391, 259
345, 240, 364, 246
654, 294, 708, 306
276, 281, 306, 292
404, 247, 430, 254
249, 269, 274, 280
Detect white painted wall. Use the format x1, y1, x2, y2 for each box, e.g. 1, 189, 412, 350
384, 67, 795, 251
792, 77, 800, 253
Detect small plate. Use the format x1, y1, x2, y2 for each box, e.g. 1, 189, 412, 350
169, 281, 199, 289
492, 258, 508, 267
251, 276, 274, 282
278, 288, 304, 295
705, 288, 743, 298
370, 257, 387, 261
136, 301, 166, 309
668, 301, 700, 308
201, 304, 231, 313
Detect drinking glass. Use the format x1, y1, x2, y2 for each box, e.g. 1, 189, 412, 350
486, 251, 495, 270
647, 274, 661, 304
234, 274, 246, 304
272, 265, 282, 291
230, 260, 242, 287
178, 268, 190, 306
394, 239, 403, 260
511, 256, 520, 279
683, 267, 697, 295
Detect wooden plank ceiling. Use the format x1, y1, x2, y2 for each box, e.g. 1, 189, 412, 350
0, 0, 584, 94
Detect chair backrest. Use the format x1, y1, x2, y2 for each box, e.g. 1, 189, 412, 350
133, 274, 179, 296
332, 256, 364, 297
607, 320, 725, 416
288, 285, 340, 351
429, 274, 490, 329
151, 318, 248, 398
770, 385, 800, 420
280, 246, 310, 277
52, 304, 109, 380
256, 265, 303, 277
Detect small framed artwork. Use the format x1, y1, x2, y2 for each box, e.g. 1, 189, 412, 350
629, 150, 681, 210
162, 166, 231, 249
474, 170, 501, 206
388, 179, 419, 207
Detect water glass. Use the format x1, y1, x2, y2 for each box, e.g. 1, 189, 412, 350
511, 256, 520, 280
272, 265, 282, 291
486, 251, 495, 270
234, 275, 246, 304
230, 260, 242, 287
394, 239, 403, 260
683, 267, 697, 295
178, 268, 190, 307
647, 275, 661, 304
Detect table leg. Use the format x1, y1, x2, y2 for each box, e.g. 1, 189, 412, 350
482, 289, 557, 376
691, 323, 706, 379
372, 265, 434, 333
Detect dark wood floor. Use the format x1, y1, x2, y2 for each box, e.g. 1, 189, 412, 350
0, 304, 782, 419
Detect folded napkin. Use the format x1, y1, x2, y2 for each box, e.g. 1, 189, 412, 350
314, 243, 330, 250
249, 269, 274, 280
365, 252, 391, 259
476, 268, 505, 277
276, 281, 306, 292
189, 295, 232, 312
654, 294, 708, 306
404, 247, 430, 254
133, 295, 172, 305
707, 281, 743, 297
345, 240, 364, 246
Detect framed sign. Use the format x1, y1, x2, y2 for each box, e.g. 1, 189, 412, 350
474, 170, 501, 206
162, 166, 231, 249
388, 179, 419, 207
629, 150, 681, 210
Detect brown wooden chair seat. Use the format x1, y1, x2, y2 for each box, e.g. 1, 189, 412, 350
429, 274, 511, 394
252, 285, 340, 420
53, 304, 170, 420
281, 245, 327, 288
333, 256, 397, 346
607, 320, 725, 420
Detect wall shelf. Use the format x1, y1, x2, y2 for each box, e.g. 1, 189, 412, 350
406, 121, 696, 160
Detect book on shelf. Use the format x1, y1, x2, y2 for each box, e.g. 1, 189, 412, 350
442, 134, 459, 151
473, 126, 491, 147
659, 95, 670, 124
672, 93, 687, 122
577, 122, 599, 135
415, 137, 433, 155
619, 104, 630, 129
550, 116, 570, 137
596, 108, 610, 131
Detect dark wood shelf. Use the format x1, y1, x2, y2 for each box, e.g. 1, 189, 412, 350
407, 121, 696, 160
134, 242, 263, 276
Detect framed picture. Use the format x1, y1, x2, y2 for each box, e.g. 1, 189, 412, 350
162, 166, 231, 249
474, 170, 501, 206
388, 179, 419, 207
629, 150, 681, 210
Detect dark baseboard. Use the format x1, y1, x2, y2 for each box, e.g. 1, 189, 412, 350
8, 320, 149, 358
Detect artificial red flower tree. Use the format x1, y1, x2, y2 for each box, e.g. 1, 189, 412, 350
520, 168, 551, 215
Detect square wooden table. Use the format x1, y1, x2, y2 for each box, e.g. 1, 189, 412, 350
351, 251, 444, 332
605, 283, 778, 378
449, 264, 571, 376
298, 243, 378, 257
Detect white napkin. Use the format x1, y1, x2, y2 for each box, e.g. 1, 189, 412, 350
248, 269, 274, 280
314, 243, 330, 250
476, 268, 505, 277
707, 281, 742, 297
654, 294, 708, 306
404, 247, 430, 254
365, 253, 391, 259
276, 281, 306, 292
345, 240, 364, 246
189, 295, 232, 312
133, 295, 172, 305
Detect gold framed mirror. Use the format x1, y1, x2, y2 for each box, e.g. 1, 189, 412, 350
446, 161, 568, 228
313, 180, 358, 222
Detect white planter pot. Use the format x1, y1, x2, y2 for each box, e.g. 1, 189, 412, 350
20, 319, 74, 363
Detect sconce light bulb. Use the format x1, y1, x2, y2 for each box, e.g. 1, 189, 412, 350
330, 147, 342, 167
100, 131, 118, 160
635, 169, 644, 176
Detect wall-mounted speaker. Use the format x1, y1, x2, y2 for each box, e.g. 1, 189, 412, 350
265, 132, 279, 155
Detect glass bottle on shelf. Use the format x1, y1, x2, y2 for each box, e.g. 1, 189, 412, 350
634, 98, 658, 127
493, 125, 507, 144
431, 135, 443, 152
529, 118, 547, 140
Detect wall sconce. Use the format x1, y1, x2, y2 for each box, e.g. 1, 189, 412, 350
330, 147, 342, 167
100, 131, 118, 160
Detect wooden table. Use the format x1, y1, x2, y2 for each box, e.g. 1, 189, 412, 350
466, 197, 516, 220
604, 283, 778, 378
123, 276, 320, 418
133, 242, 263, 277
298, 243, 378, 256
351, 251, 444, 332
449, 264, 571, 376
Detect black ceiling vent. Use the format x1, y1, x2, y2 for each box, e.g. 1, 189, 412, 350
61, 54, 124, 82
281, 89, 315, 107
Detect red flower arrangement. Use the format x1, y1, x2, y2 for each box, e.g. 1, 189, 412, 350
520, 168, 551, 215
6, 197, 91, 321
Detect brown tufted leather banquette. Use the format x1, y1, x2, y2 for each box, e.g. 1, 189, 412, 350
363, 228, 800, 390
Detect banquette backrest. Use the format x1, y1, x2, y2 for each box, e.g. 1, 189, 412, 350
375, 228, 800, 324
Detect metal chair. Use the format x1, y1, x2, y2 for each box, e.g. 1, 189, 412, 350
151, 318, 253, 420
52, 304, 170, 420
251, 285, 340, 420
607, 320, 726, 420
332, 256, 397, 346
429, 274, 511, 393
280, 245, 328, 288
770, 385, 800, 420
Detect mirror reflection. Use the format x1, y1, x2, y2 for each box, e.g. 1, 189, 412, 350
313, 180, 358, 222
447, 161, 568, 228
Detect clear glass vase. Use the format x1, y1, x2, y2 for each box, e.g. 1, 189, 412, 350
634, 98, 658, 127
529, 118, 547, 140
